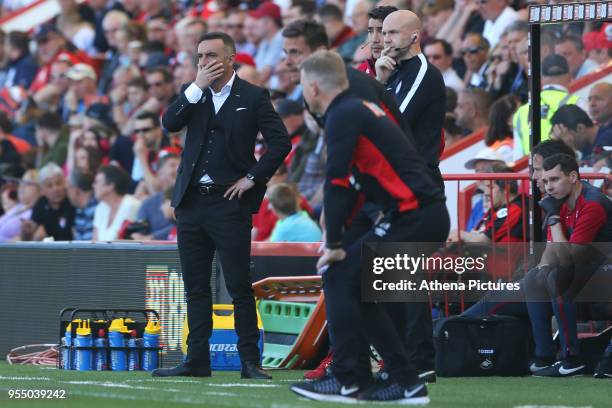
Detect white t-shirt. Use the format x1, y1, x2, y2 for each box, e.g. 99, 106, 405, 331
442, 68, 465, 91
483, 6, 518, 48
94, 195, 141, 241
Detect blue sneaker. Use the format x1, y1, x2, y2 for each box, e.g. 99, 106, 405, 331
290, 375, 360, 403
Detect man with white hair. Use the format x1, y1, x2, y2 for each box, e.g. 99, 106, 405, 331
21, 162, 75, 241
290, 50, 448, 404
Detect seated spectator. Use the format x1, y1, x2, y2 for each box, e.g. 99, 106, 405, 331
442, 113, 463, 147
113, 77, 149, 136
35, 112, 68, 169
484, 95, 517, 164
252, 163, 313, 241
160, 186, 176, 241
131, 152, 179, 240
275, 99, 306, 166
98, 10, 130, 93
525, 154, 612, 377
225, 9, 256, 56
56, 0, 97, 56
477, 0, 517, 49
2, 31, 39, 89
67, 170, 97, 240
268, 182, 322, 243
555, 35, 599, 80
550, 104, 608, 163
74, 145, 103, 176
339, 0, 369, 63
454, 87, 491, 135
142, 67, 177, 115
316, 4, 355, 61
583, 28, 612, 68
63, 63, 107, 120
92, 164, 141, 241
84, 103, 134, 172
510, 35, 529, 104
461, 33, 490, 88
424, 39, 464, 91
282, 0, 317, 26
587, 82, 612, 147
485, 42, 518, 101
295, 111, 326, 212
421, 0, 454, 40
22, 163, 75, 241
0, 170, 39, 242
249, 2, 284, 86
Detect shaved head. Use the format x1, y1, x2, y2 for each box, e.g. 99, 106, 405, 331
384, 10, 422, 31
381, 10, 422, 60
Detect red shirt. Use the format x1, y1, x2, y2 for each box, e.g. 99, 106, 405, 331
478, 196, 527, 242
357, 59, 376, 78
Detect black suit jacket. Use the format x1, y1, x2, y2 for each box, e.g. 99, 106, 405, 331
163, 76, 291, 212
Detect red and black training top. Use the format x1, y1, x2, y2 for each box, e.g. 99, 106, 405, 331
547, 181, 612, 244
477, 195, 528, 242
323, 91, 445, 248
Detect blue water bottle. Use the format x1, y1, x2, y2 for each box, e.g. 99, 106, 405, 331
61, 322, 74, 370
74, 320, 93, 371
109, 318, 128, 371
93, 329, 108, 371
128, 330, 140, 371
142, 320, 161, 371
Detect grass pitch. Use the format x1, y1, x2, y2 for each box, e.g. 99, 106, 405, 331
0, 362, 610, 408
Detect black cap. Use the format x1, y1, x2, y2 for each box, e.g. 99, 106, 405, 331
34, 24, 61, 42
275, 99, 303, 117
542, 54, 569, 76
85, 103, 116, 131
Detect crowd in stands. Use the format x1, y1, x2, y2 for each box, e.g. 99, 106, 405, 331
0, 0, 610, 245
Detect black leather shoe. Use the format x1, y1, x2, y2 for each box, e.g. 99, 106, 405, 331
152, 364, 211, 377
241, 361, 272, 379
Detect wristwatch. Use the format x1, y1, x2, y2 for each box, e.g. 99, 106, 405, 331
547, 216, 561, 226
246, 173, 256, 182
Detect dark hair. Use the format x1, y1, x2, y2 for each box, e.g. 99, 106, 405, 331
268, 182, 299, 215
8, 31, 30, 55
197, 32, 236, 54
427, 38, 453, 56
485, 96, 517, 146
532, 139, 576, 159
489, 165, 519, 195
558, 34, 584, 52
316, 4, 343, 21
127, 76, 148, 90
282, 20, 328, 50
135, 111, 160, 127
75, 145, 103, 175
550, 104, 593, 131
99, 165, 130, 195
146, 66, 173, 83
0, 111, 13, 133
367, 6, 398, 21
543, 153, 580, 177
291, 0, 317, 18
37, 111, 62, 131
69, 169, 95, 192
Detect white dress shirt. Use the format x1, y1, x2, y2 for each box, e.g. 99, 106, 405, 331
483, 6, 518, 49
183, 71, 237, 183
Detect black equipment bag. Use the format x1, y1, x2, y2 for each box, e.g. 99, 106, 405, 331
434, 315, 533, 376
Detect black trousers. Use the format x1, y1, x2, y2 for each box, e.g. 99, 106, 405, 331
175, 188, 260, 368
324, 201, 450, 387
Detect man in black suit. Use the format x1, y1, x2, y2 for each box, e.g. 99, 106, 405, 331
152, 32, 290, 379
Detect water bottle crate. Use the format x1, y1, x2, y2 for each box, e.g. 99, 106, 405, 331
58, 307, 162, 371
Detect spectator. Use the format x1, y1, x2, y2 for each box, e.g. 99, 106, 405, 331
356, 5, 397, 78
63, 63, 106, 119
225, 9, 256, 56
2, 31, 39, 89
339, 0, 369, 63
504, 20, 528, 64
275, 99, 306, 166
84, 103, 134, 172
484, 95, 517, 163
35, 112, 68, 169
442, 113, 464, 147
242, 15, 261, 55
145, 15, 169, 46
98, 10, 130, 93
436, 0, 484, 60
131, 111, 173, 192
316, 4, 355, 60
250, 1, 284, 85
454, 87, 491, 135
555, 35, 599, 80
174, 16, 207, 56
513, 54, 579, 159
143, 66, 177, 115
90, 0, 127, 54
92, 164, 141, 241
550, 104, 608, 163
461, 33, 490, 88
421, 0, 454, 39
424, 39, 465, 91
485, 41, 518, 101
509, 25, 529, 103
131, 152, 179, 240
296, 111, 325, 211
57, 0, 97, 56
478, 0, 517, 49
22, 162, 75, 241
0, 170, 39, 242
67, 170, 97, 240
587, 82, 612, 148
283, 0, 317, 26
583, 29, 612, 68
268, 182, 321, 242
113, 76, 149, 136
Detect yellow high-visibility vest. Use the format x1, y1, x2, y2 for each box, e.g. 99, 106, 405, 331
513, 87, 580, 155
